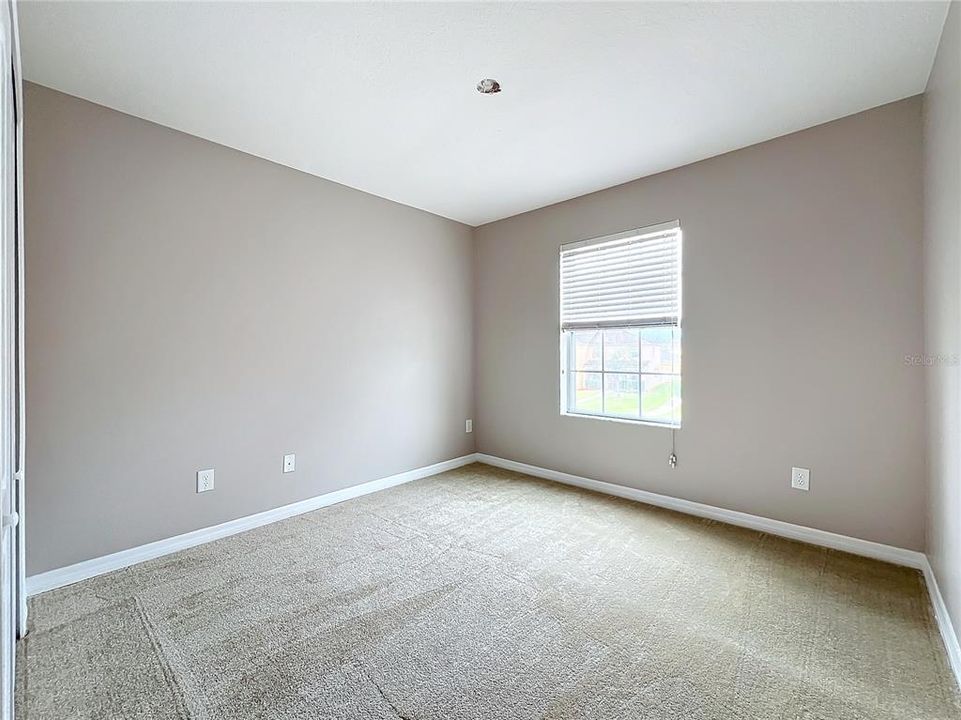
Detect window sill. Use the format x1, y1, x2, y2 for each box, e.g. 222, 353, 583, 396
561, 410, 680, 430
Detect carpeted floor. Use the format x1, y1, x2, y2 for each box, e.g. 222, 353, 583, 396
16, 463, 960, 719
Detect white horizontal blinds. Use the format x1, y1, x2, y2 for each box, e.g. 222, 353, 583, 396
560, 221, 681, 330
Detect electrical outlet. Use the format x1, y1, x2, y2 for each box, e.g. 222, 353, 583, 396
791, 467, 810, 491
197, 468, 215, 493
465, 419, 473, 433
283, 453, 296, 473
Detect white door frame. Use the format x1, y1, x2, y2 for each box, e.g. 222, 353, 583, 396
0, 0, 21, 717
10, 0, 23, 643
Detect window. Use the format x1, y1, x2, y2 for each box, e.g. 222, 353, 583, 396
560, 221, 682, 426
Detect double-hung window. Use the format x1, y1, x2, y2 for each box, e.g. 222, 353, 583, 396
560, 220, 682, 427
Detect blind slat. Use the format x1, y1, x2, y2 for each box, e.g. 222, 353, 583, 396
564, 303, 676, 316
562, 244, 676, 270
560, 223, 681, 331
563, 280, 676, 301
562, 255, 677, 280
561, 263, 678, 290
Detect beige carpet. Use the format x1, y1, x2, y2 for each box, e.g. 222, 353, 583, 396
16, 463, 960, 719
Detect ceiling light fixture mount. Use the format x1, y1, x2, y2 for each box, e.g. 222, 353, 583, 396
476, 78, 501, 94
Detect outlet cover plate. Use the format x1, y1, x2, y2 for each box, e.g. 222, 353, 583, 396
197, 468, 215, 493
791, 467, 810, 491
283, 453, 296, 473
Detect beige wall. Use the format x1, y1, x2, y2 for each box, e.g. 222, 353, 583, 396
25, 78, 934, 573
24, 83, 475, 574
475, 97, 926, 550
924, 2, 961, 649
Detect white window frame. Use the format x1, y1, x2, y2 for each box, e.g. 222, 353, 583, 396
559, 221, 682, 428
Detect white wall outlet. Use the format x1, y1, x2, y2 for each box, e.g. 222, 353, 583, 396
791, 467, 810, 491
283, 453, 296, 473
465, 419, 473, 433
197, 468, 215, 493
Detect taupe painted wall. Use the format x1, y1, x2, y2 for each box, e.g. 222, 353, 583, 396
24, 83, 474, 574
475, 97, 926, 550
26, 79, 932, 574
924, 2, 961, 649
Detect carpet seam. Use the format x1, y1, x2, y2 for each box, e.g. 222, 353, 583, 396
134, 595, 193, 720
352, 659, 415, 720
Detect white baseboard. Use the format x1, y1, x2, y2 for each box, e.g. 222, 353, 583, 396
25, 453, 477, 596
26, 449, 961, 693
921, 557, 961, 686
475, 453, 925, 569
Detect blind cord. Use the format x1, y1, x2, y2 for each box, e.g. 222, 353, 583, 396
669, 427, 677, 469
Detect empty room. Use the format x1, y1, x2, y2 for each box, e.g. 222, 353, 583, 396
0, 0, 959, 717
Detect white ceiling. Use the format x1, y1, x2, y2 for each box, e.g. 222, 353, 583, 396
19, 1, 949, 226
